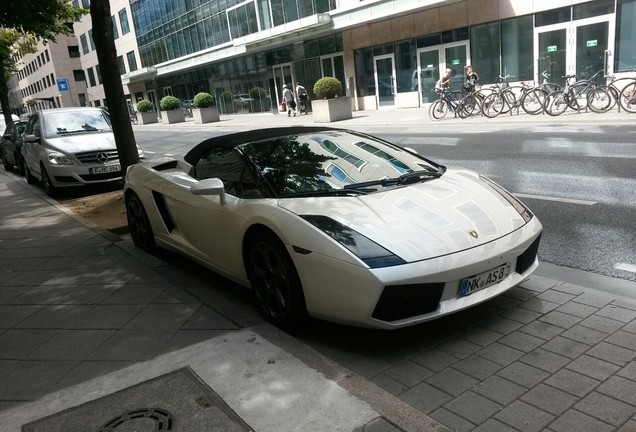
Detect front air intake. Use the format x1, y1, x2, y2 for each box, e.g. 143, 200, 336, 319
372, 283, 444, 321
516, 234, 541, 275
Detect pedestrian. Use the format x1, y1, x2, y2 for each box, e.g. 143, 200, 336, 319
436, 68, 452, 90
465, 65, 479, 86
282, 84, 296, 117
296, 82, 309, 114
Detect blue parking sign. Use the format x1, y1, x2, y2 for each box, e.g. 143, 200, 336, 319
56, 78, 69, 92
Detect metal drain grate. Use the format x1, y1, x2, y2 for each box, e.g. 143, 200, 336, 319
22, 368, 253, 432
98, 408, 174, 431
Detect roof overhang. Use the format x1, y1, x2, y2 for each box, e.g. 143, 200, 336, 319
122, 67, 157, 85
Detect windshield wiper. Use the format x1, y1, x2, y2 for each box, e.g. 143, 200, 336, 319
280, 188, 371, 198
343, 170, 442, 190
397, 170, 442, 185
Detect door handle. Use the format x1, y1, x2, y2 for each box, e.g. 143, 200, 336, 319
390, 76, 395, 95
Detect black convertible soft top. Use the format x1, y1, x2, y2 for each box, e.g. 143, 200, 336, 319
183, 126, 340, 166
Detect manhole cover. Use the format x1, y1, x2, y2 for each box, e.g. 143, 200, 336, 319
22, 368, 253, 432
98, 408, 174, 431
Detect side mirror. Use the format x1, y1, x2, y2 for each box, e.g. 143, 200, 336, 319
24, 134, 39, 143
190, 177, 226, 205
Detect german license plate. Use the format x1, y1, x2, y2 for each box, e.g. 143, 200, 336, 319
459, 262, 512, 297
90, 165, 120, 174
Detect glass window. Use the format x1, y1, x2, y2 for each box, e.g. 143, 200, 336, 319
535, 6, 571, 27
88, 29, 95, 51
95, 64, 102, 84
573, 0, 614, 20
193, 147, 264, 198
80, 34, 89, 54
87, 67, 96, 87
395, 39, 416, 93
68, 46, 80, 58
258, 0, 272, 30
283, 0, 298, 23
119, 8, 131, 35
442, 27, 468, 44
111, 16, 119, 40
118, 55, 127, 75
271, 0, 284, 26
501, 15, 534, 82
470, 21, 500, 84
354, 47, 374, 97
73, 69, 86, 81
319, 35, 336, 55
126, 51, 137, 72
616, 0, 636, 71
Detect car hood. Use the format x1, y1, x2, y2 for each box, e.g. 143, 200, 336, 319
278, 168, 529, 262
45, 132, 115, 154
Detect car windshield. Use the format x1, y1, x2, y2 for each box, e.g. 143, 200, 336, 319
239, 131, 443, 197
43, 110, 112, 137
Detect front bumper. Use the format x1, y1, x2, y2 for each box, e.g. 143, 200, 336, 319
292, 217, 543, 329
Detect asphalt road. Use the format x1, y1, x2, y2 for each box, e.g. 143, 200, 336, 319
133, 124, 636, 281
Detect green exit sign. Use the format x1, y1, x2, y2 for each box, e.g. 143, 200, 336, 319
547, 45, 557, 52
452, 59, 460, 65
586, 40, 598, 47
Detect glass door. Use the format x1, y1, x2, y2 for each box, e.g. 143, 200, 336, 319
416, 49, 440, 104
416, 41, 469, 104
374, 54, 396, 108
272, 64, 293, 113
535, 16, 614, 87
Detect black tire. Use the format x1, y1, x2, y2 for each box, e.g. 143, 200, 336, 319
428, 100, 448, 121
569, 82, 590, 111
521, 88, 547, 115
126, 192, 156, 251
587, 87, 612, 113
2, 148, 12, 172
544, 91, 568, 116
24, 160, 38, 184
247, 232, 307, 327
16, 154, 25, 176
461, 95, 480, 117
40, 165, 56, 197
619, 82, 636, 113
482, 93, 504, 118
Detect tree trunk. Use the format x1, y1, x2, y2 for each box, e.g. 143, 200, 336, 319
0, 57, 13, 127
90, 0, 138, 175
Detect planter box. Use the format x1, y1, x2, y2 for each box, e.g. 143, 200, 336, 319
312, 96, 353, 123
139, 111, 158, 124
161, 110, 185, 124
193, 107, 220, 124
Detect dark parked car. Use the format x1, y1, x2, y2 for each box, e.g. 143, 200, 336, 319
1, 120, 28, 175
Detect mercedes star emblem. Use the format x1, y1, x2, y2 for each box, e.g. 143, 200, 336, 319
96, 152, 109, 163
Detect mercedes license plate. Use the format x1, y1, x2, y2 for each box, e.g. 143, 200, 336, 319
459, 262, 511, 297
90, 165, 120, 175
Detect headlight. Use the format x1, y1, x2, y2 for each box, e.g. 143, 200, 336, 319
47, 152, 73, 165
480, 175, 533, 222
300, 215, 406, 268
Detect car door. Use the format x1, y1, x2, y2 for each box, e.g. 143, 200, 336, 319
22, 114, 42, 178
164, 146, 266, 278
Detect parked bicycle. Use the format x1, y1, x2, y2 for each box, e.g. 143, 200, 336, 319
519, 69, 560, 115
543, 70, 607, 116
129, 111, 138, 125
481, 75, 532, 118
619, 79, 636, 113
428, 88, 472, 120
182, 100, 194, 118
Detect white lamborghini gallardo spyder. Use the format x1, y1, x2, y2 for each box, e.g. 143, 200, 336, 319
124, 127, 542, 329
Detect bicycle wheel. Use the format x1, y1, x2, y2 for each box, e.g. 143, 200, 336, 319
482, 93, 504, 118
544, 91, 569, 116
521, 88, 547, 115
619, 82, 636, 113
587, 87, 612, 114
460, 94, 480, 117
429, 100, 448, 121
569, 82, 591, 111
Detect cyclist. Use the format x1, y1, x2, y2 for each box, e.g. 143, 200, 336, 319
296, 82, 309, 115
436, 68, 452, 90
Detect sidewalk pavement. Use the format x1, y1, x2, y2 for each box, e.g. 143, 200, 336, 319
1, 107, 635, 432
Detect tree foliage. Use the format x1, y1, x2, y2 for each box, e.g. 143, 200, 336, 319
0, 0, 84, 125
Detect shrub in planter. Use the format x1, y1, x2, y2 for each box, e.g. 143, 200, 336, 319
136, 100, 153, 112
192, 92, 219, 124
160, 95, 181, 111
314, 77, 342, 99
135, 99, 157, 124
193, 92, 215, 108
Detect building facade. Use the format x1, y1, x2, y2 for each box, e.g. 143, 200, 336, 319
9, 0, 636, 115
